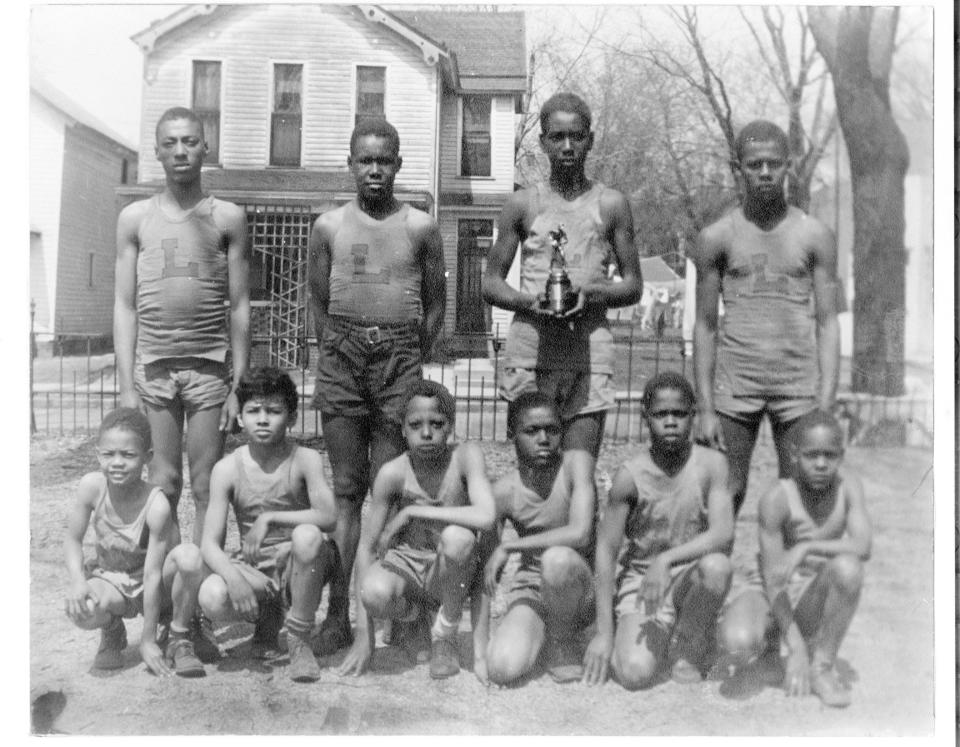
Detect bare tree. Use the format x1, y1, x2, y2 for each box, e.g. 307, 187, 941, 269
809, 6, 909, 396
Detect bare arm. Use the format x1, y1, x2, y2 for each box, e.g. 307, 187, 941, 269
306, 214, 334, 343
416, 220, 446, 361
113, 204, 143, 408
400, 444, 496, 531
758, 483, 805, 652
221, 204, 251, 431
482, 190, 538, 312
140, 493, 174, 675
809, 221, 841, 411
579, 189, 642, 309
63, 473, 100, 621
792, 473, 872, 563
252, 449, 338, 533
692, 223, 726, 449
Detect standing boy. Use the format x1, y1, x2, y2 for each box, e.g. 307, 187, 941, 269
114, 106, 250, 542
64, 408, 207, 677
582, 373, 734, 688
693, 120, 840, 516
307, 119, 446, 655
338, 380, 495, 680
199, 368, 339, 683
472, 391, 597, 686
482, 92, 642, 458
718, 410, 871, 707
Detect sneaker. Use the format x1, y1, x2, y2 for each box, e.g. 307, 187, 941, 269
93, 617, 127, 670
544, 636, 583, 684
670, 656, 704, 684
811, 663, 851, 708
311, 617, 354, 657
288, 631, 322, 683
189, 613, 222, 663
166, 637, 206, 678
251, 597, 284, 659
429, 636, 460, 679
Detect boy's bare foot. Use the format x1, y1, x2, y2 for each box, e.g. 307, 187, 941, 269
810, 663, 851, 708
544, 636, 583, 684
93, 617, 127, 670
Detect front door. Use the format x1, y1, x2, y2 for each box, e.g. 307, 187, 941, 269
455, 219, 493, 355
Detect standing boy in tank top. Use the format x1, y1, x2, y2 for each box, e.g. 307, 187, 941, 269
338, 380, 495, 680
199, 368, 339, 683
471, 391, 597, 687
717, 410, 871, 707
306, 119, 446, 657
482, 92, 642, 459
693, 120, 840, 517
582, 373, 734, 689
114, 107, 250, 547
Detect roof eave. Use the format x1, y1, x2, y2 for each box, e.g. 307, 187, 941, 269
130, 4, 218, 53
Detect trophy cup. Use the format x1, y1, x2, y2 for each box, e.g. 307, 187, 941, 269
544, 226, 576, 315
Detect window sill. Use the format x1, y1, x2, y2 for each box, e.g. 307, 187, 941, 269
456, 175, 495, 181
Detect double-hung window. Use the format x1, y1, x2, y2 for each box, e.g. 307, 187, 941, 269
355, 66, 385, 126
271, 63, 303, 167
460, 95, 491, 177
192, 61, 221, 163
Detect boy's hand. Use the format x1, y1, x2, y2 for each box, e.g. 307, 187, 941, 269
337, 637, 373, 676
784, 543, 809, 578
559, 287, 586, 319
219, 391, 240, 433
376, 509, 409, 558
64, 582, 96, 623
118, 390, 143, 412
226, 575, 259, 622
695, 409, 726, 452
582, 631, 613, 685
242, 516, 270, 564
638, 555, 670, 613
483, 546, 509, 595
140, 639, 173, 677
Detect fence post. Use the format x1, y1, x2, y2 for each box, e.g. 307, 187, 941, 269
29, 301, 36, 435
86, 336, 92, 432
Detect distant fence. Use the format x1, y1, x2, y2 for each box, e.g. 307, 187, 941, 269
30, 331, 933, 448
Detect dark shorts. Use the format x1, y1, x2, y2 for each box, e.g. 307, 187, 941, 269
714, 393, 816, 425
312, 316, 422, 424
499, 366, 615, 421
229, 542, 296, 607
381, 538, 480, 605
135, 356, 231, 413
504, 555, 595, 628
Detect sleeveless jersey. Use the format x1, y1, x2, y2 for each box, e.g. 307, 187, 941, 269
617, 445, 713, 574
136, 195, 230, 363
505, 182, 613, 373
231, 445, 310, 549
716, 207, 819, 397
91, 479, 165, 579
327, 200, 424, 322
496, 466, 595, 569
394, 451, 469, 552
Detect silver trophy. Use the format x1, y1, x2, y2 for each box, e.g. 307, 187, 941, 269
544, 226, 576, 315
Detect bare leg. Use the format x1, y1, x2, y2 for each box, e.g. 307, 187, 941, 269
670, 553, 732, 681
356, 562, 410, 619
717, 412, 761, 517
717, 589, 771, 666
540, 546, 594, 682
486, 605, 545, 685
184, 406, 226, 544
796, 554, 864, 666
562, 411, 606, 458
611, 611, 667, 690
145, 403, 185, 536
287, 525, 335, 623
72, 578, 127, 630
162, 543, 205, 630
432, 525, 477, 631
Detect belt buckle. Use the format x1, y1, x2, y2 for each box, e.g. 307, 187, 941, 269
364, 325, 381, 345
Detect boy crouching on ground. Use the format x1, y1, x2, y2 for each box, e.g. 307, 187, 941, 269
199, 367, 338, 683
717, 410, 871, 708
64, 408, 206, 677
472, 391, 597, 686
583, 372, 734, 688
338, 380, 496, 679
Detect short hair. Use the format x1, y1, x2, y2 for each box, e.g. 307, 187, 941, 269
788, 409, 844, 448
403, 379, 456, 425
155, 106, 204, 142
539, 92, 592, 133
98, 407, 152, 451
734, 119, 789, 163
507, 390, 559, 435
349, 118, 400, 156
235, 367, 299, 415
640, 371, 696, 411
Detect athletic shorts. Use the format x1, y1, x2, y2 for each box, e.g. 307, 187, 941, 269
381, 540, 480, 605
614, 561, 698, 626
727, 564, 820, 615
85, 563, 150, 619
504, 556, 595, 627
499, 366, 615, 423
135, 356, 231, 413
713, 392, 816, 425
228, 542, 295, 607
312, 316, 422, 423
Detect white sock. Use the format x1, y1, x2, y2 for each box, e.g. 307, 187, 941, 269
431, 608, 460, 641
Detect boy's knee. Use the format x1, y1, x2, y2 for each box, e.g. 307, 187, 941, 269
697, 553, 732, 592
170, 543, 204, 575
717, 618, 765, 662
151, 466, 182, 500
438, 526, 476, 566
487, 641, 532, 685
612, 646, 658, 690
540, 546, 582, 587
357, 570, 397, 616
290, 524, 324, 562
198, 576, 229, 619
826, 554, 863, 593
331, 471, 367, 503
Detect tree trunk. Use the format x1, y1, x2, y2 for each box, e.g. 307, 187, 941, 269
809, 6, 909, 395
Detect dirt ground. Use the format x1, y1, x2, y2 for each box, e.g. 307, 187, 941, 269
29, 434, 935, 736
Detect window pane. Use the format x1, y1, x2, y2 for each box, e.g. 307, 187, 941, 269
461, 96, 491, 177
356, 66, 385, 118
274, 64, 302, 113
271, 113, 301, 166
192, 61, 221, 163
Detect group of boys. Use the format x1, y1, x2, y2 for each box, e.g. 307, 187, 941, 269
64, 92, 870, 709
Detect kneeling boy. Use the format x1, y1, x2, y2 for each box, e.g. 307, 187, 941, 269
473, 391, 597, 686
583, 372, 734, 688
199, 368, 338, 683
717, 410, 871, 707
338, 380, 496, 679
64, 408, 206, 677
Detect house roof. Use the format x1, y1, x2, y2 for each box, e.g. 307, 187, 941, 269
30, 75, 137, 153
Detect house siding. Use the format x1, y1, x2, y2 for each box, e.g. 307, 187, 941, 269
138, 4, 438, 192
54, 126, 132, 337
438, 93, 516, 194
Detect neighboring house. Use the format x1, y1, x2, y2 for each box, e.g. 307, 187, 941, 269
120, 4, 528, 365
30, 76, 138, 351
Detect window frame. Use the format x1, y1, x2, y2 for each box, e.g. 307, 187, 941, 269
190, 59, 223, 165
458, 94, 493, 179
353, 64, 387, 127
269, 61, 305, 168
